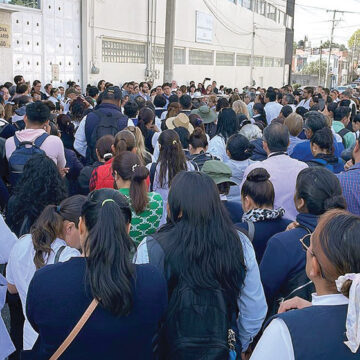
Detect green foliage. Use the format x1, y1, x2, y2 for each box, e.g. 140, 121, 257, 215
8, 0, 39, 8
321, 40, 347, 51
348, 29, 360, 50
301, 60, 327, 77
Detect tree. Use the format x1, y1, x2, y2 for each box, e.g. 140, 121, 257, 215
301, 60, 327, 78
348, 29, 360, 51
321, 40, 347, 51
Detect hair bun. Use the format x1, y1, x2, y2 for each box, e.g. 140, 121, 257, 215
192, 127, 205, 137
246, 168, 270, 183
132, 165, 149, 183
323, 194, 347, 212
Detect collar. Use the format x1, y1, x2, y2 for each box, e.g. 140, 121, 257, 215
119, 188, 130, 195
312, 293, 349, 306
220, 194, 228, 201
268, 151, 288, 158
242, 208, 285, 223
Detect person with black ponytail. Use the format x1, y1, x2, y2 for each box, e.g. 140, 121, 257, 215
236, 168, 291, 263
112, 151, 163, 247
253, 210, 360, 359
135, 171, 266, 359
260, 167, 347, 317
25, 189, 167, 359
6, 195, 85, 351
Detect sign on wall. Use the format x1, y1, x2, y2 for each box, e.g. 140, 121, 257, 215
51, 64, 60, 81
196, 11, 213, 44
0, 24, 11, 48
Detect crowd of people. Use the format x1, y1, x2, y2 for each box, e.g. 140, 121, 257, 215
0, 74, 360, 359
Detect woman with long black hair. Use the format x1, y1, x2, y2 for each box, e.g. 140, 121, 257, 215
25, 189, 167, 359
148, 129, 195, 225
208, 108, 240, 161
6, 154, 68, 236
135, 171, 267, 359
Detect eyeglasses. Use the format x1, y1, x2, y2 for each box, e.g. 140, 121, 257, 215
299, 233, 326, 279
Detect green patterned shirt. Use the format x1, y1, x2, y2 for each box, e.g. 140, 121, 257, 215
118, 188, 163, 247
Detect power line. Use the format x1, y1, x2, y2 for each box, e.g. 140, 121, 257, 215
296, 3, 360, 13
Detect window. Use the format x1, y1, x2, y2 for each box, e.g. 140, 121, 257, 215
274, 58, 282, 67
1, 0, 40, 8
253, 0, 260, 13
241, 0, 252, 10
236, 54, 251, 66
267, 4, 277, 21
259, 0, 267, 15
154, 46, 164, 64
102, 40, 146, 63
189, 50, 213, 65
278, 10, 285, 25
265, 57, 274, 67
254, 56, 263, 67
216, 52, 234, 66
174, 48, 186, 64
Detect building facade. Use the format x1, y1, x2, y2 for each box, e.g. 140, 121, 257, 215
0, 0, 293, 89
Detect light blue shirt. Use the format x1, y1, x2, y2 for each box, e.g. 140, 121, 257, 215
0, 274, 15, 359
134, 231, 267, 352
287, 136, 306, 156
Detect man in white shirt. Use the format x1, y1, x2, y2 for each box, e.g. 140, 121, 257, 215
264, 90, 283, 124
296, 87, 314, 110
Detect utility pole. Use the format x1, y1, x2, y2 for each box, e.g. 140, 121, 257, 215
319, 41, 322, 86
250, 12, 255, 86
325, 10, 337, 88
163, 0, 176, 83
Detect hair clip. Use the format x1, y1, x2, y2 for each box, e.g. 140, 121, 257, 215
56, 205, 61, 213
102, 199, 115, 207
172, 140, 177, 145
132, 164, 139, 172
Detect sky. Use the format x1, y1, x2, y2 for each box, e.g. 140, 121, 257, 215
292, 0, 360, 48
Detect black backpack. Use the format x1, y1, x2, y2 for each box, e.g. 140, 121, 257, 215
155, 237, 237, 359
9, 133, 49, 186
338, 128, 351, 148
88, 109, 127, 163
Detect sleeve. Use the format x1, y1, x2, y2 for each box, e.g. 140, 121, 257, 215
250, 318, 294, 360
0, 215, 17, 264
51, 136, 66, 169
260, 235, 290, 304
74, 116, 87, 158
26, 272, 40, 333
237, 233, 267, 352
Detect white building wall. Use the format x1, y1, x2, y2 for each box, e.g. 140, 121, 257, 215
84, 0, 287, 88
0, 0, 82, 87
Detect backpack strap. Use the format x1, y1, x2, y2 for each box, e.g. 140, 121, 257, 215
13, 134, 20, 148
34, 133, 49, 148
54, 245, 66, 264
245, 220, 255, 242
189, 160, 199, 171
149, 162, 157, 192
338, 128, 351, 146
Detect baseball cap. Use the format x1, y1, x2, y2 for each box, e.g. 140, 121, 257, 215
201, 160, 237, 185
102, 86, 122, 101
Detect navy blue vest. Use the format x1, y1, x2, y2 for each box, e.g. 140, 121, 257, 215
274, 305, 359, 359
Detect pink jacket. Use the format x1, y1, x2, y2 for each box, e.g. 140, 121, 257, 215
5, 129, 66, 169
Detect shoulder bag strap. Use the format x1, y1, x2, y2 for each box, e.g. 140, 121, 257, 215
49, 299, 98, 360
54, 246, 66, 264
245, 220, 255, 242
149, 162, 157, 192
